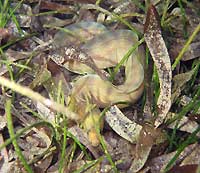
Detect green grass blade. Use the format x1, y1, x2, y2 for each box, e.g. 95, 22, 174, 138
172, 24, 200, 70
5, 99, 34, 173
177, 0, 188, 38
111, 37, 144, 80
72, 158, 102, 173
99, 107, 119, 173
0, 121, 55, 151
161, 0, 170, 27
131, 0, 145, 12
163, 126, 200, 173
166, 87, 200, 151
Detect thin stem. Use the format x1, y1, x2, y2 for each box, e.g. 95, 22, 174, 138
0, 76, 78, 121
6, 100, 33, 173
172, 24, 200, 70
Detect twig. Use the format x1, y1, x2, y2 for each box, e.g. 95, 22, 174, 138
0, 76, 79, 121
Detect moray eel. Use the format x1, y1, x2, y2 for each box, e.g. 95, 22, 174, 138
53, 22, 145, 146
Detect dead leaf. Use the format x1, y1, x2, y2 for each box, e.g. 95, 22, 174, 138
0, 49, 31, 76
11, 3, 32, 28
144, 4, 172, 127
180, 95, 200, 114
128, 124, 164, 173
170, 40, 200, 61
147, 144, 199, 173
167, 164, 198, 173
104, 132, 135, 171
40, 1, 74, 13
29, 65, 51, 89
105, 105, 142, 143
171, 67, 197, 103
0, 133, 11, 173
0, 28, 13, 44
167, 112, 200, 137
68, 126, 100, 158
0, 114, 7, 130
181, 144, 200, 165
34, 154, 53, 173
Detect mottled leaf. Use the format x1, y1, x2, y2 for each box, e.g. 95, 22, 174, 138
144, 5, 172, 127
105, 105, 142, 143
129, 125, 164, 172
171, 66, 198, 103
148, 144, 199, 173
167, 112, 200, 137
29, 66, 51, 89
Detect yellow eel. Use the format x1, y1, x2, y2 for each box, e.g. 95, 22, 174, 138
53, 22, 145, 146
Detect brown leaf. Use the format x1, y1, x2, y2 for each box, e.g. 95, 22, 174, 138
147, 144, 199, 173
128, 124, 164, 172
104, 132, 135, 171
34, 154, 53, 173
0, 133, 11, 172
0, 28, 13, 44
167, 164, 198, 173
68, 0, 96, 3
171, 67, 198, 103
68, 126, 100, 158
40, 1, 74, 12
105, 105, 142, 143
144, 4, 172, 127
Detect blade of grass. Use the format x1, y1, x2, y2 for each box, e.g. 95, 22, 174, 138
82, 4, 141, 36
0, 33, 38, 50
0, 59, 32, 70
59, 117, 68, 173
10, 11, 23, 35
190, 61, 200, 87
8, 0, 23, 34
163, 126, 200, 173
0, 0, 9, 27
16, 53, 34, 78
98, 107, 119, 173
161, 0, 170, 27
58, 81, 68, 173
166, 87, 200, 126
167, 87, 200, 151
131, 0, 145, 12
5, 99, 33, 173
99, 134, 119, 173
177, 0, 188, 38
111, 37, 144, 81
192, 101, 200, 115
0, 0, 23, 28
67, 131, 92, 160
172, 24, 200, 70
69, 142, 77, 164
72, 157, 103, 173
0, 49, 14, 82
0, 121, 55, 151
95, 0, 102, 5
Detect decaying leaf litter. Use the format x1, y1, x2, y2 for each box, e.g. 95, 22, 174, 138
0, 0, 200, 173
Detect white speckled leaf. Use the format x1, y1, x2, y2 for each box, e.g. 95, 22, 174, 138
144, 5, 172, 127
105, 105, 142, 143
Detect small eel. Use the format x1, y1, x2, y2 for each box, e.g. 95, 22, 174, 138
53, 22, 145, 146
